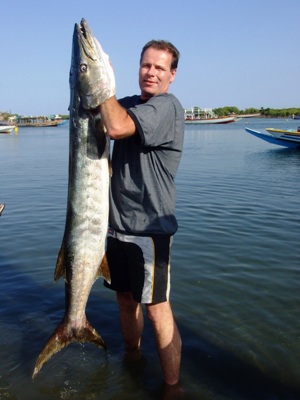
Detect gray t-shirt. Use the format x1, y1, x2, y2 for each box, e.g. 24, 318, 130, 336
109, 93, 184, 235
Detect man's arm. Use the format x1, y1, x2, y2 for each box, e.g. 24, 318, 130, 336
94, 97, 136, 140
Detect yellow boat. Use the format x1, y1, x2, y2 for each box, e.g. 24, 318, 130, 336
266, 128, 300, 144
245, 127, 300, 148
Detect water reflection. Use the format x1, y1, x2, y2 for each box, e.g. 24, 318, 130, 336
0, 121, 300, 399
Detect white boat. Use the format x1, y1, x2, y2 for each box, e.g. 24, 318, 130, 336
184, 107, 236, 124
266, 128, 300, 143
185, 116, 236, 124
237, 113, 261, 118
0, 125, 15, 134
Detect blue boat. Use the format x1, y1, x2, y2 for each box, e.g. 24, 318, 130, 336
245, 128, 300, 148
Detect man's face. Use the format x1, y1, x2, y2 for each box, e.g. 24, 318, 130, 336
139, 48, 176, 100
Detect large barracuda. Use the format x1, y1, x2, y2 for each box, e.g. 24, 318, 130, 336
32, 19, 115, 379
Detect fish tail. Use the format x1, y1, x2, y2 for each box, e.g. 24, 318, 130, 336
32, 318, 106, 379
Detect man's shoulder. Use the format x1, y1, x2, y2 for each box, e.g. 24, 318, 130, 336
148, 93, 183, 110
118, 95, 141, 108
119, 93, 183, 120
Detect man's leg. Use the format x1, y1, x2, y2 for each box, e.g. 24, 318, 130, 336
117, 291, 144, 352
146, 301, 182, 385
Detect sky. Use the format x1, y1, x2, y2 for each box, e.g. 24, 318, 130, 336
1, 0, 299, 116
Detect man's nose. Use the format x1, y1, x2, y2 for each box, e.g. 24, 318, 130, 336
147, 65, 156, 75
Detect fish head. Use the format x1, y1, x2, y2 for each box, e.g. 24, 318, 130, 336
70, 19, 115, 110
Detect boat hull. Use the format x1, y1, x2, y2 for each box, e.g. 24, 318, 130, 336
185, 116, 236, 124
266, 128, 300, 143
0, 125, 15, 134
245, 128, 300, 148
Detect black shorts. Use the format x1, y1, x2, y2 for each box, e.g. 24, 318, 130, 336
104, 229, 172, 304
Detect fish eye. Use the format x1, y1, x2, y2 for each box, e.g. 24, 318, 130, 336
80, 63, 88, 73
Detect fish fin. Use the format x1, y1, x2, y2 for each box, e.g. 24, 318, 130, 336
94, 118, 107, 158
54, 244, 66, 282
108, 153, 113, 177
32, 317, 106, 380
98, 253, 111, 284
0, 203, 5, 216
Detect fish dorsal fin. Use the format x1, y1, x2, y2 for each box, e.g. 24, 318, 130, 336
97, 253, 111, 284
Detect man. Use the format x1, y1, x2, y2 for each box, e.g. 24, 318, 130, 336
96, 40, 184, 386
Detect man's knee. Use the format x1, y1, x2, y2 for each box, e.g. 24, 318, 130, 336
145, 301, 171, 324
117, 291, 132, 302
117, 291, 139, 311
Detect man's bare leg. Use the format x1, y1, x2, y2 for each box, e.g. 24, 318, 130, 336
117, 291, 144, 352
116, 293, 181, 384
146, 301, 182, 385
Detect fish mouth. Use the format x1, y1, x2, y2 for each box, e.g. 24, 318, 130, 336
76, 18, 97, 61
78, 18, 89, 40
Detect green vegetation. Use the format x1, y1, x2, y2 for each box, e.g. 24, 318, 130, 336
213, 106, 300, 118
0, 112, 18, 121
0, 111, 69, 121
258, 108, 300, 118
1, 108, 300, 121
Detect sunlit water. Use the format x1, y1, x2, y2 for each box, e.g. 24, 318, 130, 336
0, 119, 299, 400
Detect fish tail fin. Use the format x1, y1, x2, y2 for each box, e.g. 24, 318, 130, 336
98, 253, 111, 284
32, 318, 106, 379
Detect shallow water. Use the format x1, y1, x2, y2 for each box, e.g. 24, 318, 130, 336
0, 118, 299, 399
